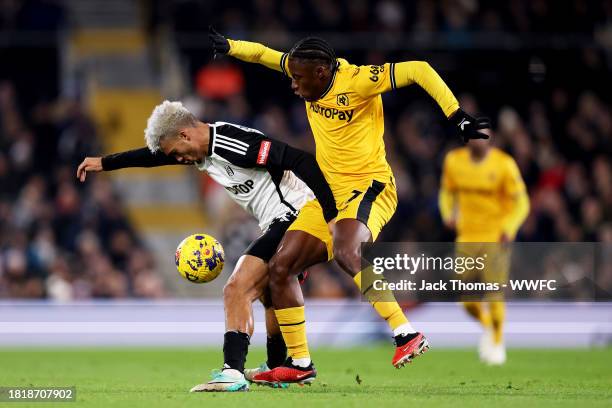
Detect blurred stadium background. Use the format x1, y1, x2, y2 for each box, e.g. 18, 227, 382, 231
0, 0, 611, 348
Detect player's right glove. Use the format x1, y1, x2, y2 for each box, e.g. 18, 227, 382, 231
208, 26, 230, 59
449, 109, 491, 143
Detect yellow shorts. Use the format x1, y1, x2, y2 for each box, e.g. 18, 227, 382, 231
287, 178, 398, 260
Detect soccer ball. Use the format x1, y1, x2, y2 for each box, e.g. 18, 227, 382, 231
175, 234, 225, 283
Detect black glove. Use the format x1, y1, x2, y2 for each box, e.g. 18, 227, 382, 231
449, 109, 491, 143
208, 26, 230, 59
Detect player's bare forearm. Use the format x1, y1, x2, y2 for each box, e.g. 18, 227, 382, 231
76, 157, 103, 182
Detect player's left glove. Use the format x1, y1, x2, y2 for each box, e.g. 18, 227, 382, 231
449, 109, 491, 143
208, 26, 230, 59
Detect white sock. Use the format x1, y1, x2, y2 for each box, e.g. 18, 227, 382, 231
291, 357, 311, 368
393, 322, 417, 337
221, 367, 244, 378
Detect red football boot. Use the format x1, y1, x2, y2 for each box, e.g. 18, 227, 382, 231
252, 358, 316, 386
392, 332, 430, 368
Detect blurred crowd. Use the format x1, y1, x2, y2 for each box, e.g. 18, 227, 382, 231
0, 81, 165, 299
160, 0, 612, 42
1, 0, 611, 299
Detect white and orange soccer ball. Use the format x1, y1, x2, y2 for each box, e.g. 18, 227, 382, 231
175, 234, 225, 283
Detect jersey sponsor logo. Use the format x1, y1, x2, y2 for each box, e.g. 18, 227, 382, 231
309, 102, 354, 123
225, 179, 255, 195
225, 165, 234, 177
257, 140, 271, 164
337, 93, 349, 106
369, 64, 384, 82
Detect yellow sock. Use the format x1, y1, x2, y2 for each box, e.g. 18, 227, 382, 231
463, 301, 492, 327
275, 306, 309, 359
354, 271, 409, 331
489, 301, 505, 344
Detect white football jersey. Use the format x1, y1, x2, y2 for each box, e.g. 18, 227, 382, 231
195, 122, 314, 231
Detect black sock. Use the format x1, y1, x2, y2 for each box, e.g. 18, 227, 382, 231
223, 331, 250, 373
266, 334, 287, 369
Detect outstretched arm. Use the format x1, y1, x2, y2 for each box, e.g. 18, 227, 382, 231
209, 26, 289, 75
354, 62, 490, 142
76, 147, 184, 182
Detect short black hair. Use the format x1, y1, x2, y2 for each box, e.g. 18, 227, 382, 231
289, 37, 337, 70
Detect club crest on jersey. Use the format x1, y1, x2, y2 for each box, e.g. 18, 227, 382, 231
257, 140, 271, 165
225, 165, 234, 177
337, 93, 349, 106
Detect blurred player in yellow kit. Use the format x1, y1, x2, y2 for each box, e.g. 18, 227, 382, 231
439, 129, 530, 365
209, 27, 491, 384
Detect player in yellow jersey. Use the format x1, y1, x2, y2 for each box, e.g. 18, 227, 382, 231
439, 130, 530, 365
210, 27, 490, 385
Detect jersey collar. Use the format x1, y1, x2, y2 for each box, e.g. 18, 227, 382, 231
317, 61, 339, 100
206, 124, 215, 156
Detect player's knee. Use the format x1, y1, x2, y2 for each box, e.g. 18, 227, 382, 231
223, 272, 250, 302
268, 256, 293, 284
259, 287, 273, 308
222, 278, 238, 302
268, 257, 288, 280
333, 245, 361, 275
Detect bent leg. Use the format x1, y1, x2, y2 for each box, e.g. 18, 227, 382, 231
268, 230, 327, 363
334, 218, 414, 336
332, 218, 371, 277
268, 231, 327, 309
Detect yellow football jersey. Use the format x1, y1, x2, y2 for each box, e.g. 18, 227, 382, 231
304, 60, 393, 196
228, 39, 460, 198
439, 147, 530, 242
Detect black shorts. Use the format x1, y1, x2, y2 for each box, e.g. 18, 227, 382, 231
244, 212, 296, 263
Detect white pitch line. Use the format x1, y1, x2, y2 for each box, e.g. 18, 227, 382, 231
0, 322, 611, 334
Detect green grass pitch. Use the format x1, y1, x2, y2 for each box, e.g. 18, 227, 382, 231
1, 346, 610, 407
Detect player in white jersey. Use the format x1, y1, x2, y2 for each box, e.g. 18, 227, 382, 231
76, 101, 337, 392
